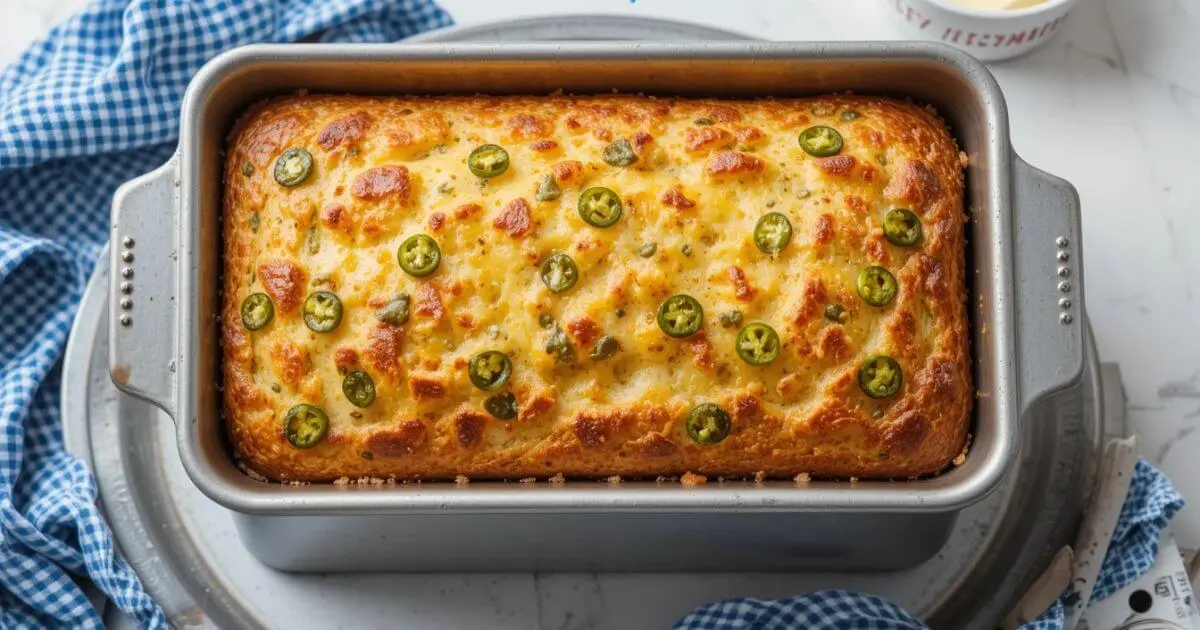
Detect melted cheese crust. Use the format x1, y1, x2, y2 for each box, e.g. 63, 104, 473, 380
222, 94, 970, 482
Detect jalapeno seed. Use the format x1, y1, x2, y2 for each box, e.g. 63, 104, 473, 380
485, 392, 518, 420
883, 208, 923, 247
468, 144, 509, 178
859, 355, 903, 398
302, 291, 343, 333
685, 403, 731, 445
375, 295, 410, 326
857, 266, 898, 307
602, 138, 637, 167
824, 304, 849, 323
469, 351, 513, 391
241, 293, 274, 330
284, 404, 329, 448
342, 371, 376, 408
590, 335, 619, 361
578, 187, 622, 228
274, 148, 313, 186
736, 323, 781, 366
798, 126, 844, 157
535, 174, 561, 202
397, 234, 441, 277
718, 310, 743, 329
540, 252, 579, 293
657, 294, 704, 338
754, 212, 793, 254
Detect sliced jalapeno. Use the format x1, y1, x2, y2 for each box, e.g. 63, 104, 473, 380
638, 243, 658, 258
302, 291, 343, 333
535, 174, 561, 202
859, 355, 903, 398
469, 351, 512, 391
857, 266, 898, 307
468, 144, 509, 178
590, 335, 619, 361
685, 403, 731, 445
798, 126, 844, 157
485, 392, 518, 420
241, 293, 274, 330
544, 323, 575, 363
657, 294, 703, 338
578, 187, 622, 228
397, 234, 441, 277
540, 252, 578, 293
375, 295, 410, 326
718, 309, 743, 329
840, 110, 861, 121
754, 212, 793, 254
274, 148, 313, 186
284, 404, 329, 448
883, 208, 923, 247
342, 371, 376, 408
824, 303, 849, 323
602, 138, 637, 167
735, 323, 781, 366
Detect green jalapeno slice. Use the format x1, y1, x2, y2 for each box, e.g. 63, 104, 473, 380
469, 351, 513, 391
754, 212, 793, 254
375, 295, 410, 326
718, 310, 743, 329
856, 266, 898, 307
274, 148, 313, 186
577, 187, 622, 228
797, 126, 844, 157
467, 144, 509, 178
544, 323, 575, 363
397, 234, 441, 277
824, 303, 848, 323
302, 291, 343, 333
342, 371, 376, 408
685, 403, 731, 445
284, 404, 329, 448
602, 138, 637, 167
657, 294, 703, 338
241, 293, 274, 330
859, 355, 903, 398
485, 392, 518, 420
735, 323, 781, 366
535, 174, 561, 202
540, 252, 578, 293
883, 208, 923, 247
590, 335, 619, 361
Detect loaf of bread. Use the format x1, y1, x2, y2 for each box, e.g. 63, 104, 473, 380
221, 93, 970, 482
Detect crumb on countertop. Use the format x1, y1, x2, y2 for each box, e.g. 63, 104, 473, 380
549, 473, 566, 485
681, 471, 707, 486
455, 475, 470, 486
794, 472, 811, 484
519, 477, 537, 484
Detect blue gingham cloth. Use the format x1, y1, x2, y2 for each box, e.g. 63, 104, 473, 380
675, 459, 1185, 630
0, 1, 450, 627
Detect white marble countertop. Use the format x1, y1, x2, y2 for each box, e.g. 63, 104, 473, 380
5, 0, 1198, 624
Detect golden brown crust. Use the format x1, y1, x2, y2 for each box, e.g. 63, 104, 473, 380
223, 94, 970, 482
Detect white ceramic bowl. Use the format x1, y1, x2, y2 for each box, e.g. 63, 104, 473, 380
888, 0, 1079, 62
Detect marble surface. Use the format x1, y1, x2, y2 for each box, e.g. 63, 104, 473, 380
4, 0, 1199, 624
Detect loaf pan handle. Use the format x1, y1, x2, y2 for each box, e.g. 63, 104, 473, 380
108, 158, 178, 419
1013, 155, 1085, 415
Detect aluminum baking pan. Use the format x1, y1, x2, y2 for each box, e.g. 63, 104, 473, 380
108, 42, 1085, 570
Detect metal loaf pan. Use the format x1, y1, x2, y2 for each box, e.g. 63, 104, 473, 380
108, 42, 1085, 572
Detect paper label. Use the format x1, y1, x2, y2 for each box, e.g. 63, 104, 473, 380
1080, 533, 1200, 630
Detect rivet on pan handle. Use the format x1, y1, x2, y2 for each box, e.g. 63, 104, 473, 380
1013, 155, 1085, 416
108, 158, 179, 419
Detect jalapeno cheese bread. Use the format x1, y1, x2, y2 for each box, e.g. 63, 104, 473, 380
222, 94, 971, 482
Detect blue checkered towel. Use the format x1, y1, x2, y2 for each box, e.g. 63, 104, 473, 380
0, 1, 450, 627
675, 458, 1185, 629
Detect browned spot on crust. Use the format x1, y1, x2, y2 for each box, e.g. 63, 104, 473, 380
732, 393, 761, 421
414, 282, 444, 320
321, 203, 348, 233
881, 410, 930, 454
888, 311, 917, 356
454, 410, 488, 447
844, 195, 869, 217
735, 126, 765, 146
368, 324, 403, 376
351, 165, 411, 204
917, 359, 960, 403
706, 151, 764, 177
727, 266, 757, 302
685, 332, 714, 370
777, 372, 802, 399
409, 375, 446, 400
816, 326, 851, 362
366, 420, 426, 457
793, 278, 828, 327
386, 112, 449, 152
817, 155, 857, 177
530, 139, 558, 152
684, 126, 732, 153
707, 105, 741, 123
629, 433, 678, 457
813, 214, 835, 245
334, 346, 359, 371
566, 317, 601, 347
507, 113, 547, 139
493, 198, 533, 238
864, 232, 890, 264
454, 313, 476, 330
428, 212, 446, 232
257, 260, 306, 313
316, 111, 372, 151
520, 394, 555, 421
270, 340, 307, 386
453, 203, 482, 220
244, 115, 301, 166
572, 410, 632, 448
551, 160, 583, 184
632, 131, 654, 153
660, 184, 696, 210
883, 159, 940, 207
